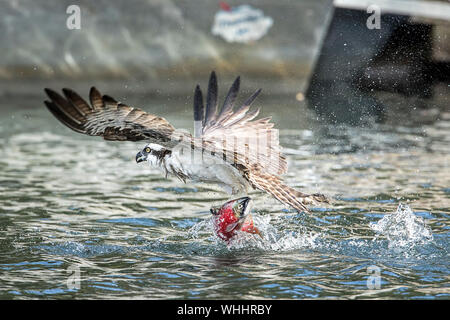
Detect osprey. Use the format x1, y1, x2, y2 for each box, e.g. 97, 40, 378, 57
44, 72, 328, 213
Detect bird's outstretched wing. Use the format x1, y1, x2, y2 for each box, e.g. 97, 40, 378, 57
193, 72, 329, 212
193, 71, 287, 176
44, 87, 175, 143
245, 168, 329, 213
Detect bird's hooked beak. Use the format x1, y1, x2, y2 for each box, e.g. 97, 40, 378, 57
135, 150, 146, 163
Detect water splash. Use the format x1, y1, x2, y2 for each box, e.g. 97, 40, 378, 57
188, 213, 320, 252
370, 203, 433, 249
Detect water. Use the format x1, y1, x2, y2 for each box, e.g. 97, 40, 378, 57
0, 94, 449, 299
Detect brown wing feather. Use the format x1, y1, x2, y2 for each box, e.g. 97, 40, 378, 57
246, 170, 310, 213
44, 87, 175, 143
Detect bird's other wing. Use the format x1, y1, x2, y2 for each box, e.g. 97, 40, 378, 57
44, 87, 175, 143
193, 71, 287, 176
245, 169, 329, 213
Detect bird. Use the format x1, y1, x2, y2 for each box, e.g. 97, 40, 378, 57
43, 71, 328, 213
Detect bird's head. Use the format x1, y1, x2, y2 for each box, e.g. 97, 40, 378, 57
135, 143, 170, 166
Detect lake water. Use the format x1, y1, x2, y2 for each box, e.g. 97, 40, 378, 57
0, 92, 448, 299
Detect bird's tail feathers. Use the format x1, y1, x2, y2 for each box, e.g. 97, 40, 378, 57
247, 171, 329, 213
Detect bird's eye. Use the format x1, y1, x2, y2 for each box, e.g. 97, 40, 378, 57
145, 147, 151, 153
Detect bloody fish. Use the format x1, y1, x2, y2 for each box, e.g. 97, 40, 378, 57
210, 197, 260, 241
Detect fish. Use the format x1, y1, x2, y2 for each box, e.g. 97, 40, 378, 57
210, 196, 260, 241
